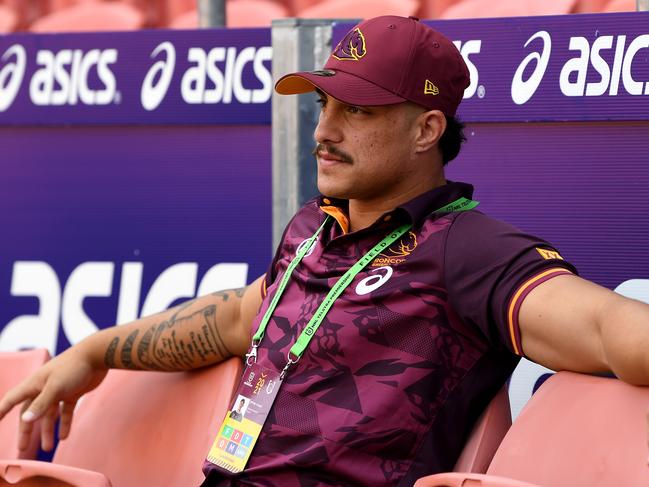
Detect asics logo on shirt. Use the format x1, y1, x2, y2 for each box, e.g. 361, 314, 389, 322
296, 238, 317, 258
355, 266, 393, 295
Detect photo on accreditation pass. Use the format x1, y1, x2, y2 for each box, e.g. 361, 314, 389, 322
228, 395, 249, 422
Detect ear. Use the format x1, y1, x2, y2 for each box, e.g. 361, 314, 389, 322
414, 110, 446, 154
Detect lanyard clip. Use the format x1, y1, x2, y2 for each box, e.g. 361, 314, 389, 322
280, 352, 300, 380
245, 342, 259, 366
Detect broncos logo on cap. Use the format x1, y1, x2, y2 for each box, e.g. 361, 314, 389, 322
332, 28, 367, 61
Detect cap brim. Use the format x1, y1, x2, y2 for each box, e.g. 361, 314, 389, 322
275, 70, 407, 107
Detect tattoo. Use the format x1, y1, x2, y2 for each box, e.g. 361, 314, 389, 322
134, 288, 243, 371
211, 287, 245, 300
121, 329, 139, 370
104, 337, 119, 368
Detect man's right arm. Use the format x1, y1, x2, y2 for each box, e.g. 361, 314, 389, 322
0, 275, 265, 451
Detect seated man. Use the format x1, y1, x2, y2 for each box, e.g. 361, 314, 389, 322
2, 15, 649, 487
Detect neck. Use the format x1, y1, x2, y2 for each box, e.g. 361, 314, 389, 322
348, 175, 447, 232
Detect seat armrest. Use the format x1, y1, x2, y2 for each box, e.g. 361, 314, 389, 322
0, 459, 111, 487
414, 472, 542, 487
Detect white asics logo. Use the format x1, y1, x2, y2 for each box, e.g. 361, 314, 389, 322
511, 30, 552, 105
296, 237, 316, 258
0, 44, 27, 112
355, 266, 393, 296
141, 41, 176, 111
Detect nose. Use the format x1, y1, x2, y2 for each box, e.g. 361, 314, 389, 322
314, 105, 343, 145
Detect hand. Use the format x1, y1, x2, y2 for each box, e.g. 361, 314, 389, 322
0, 345, 108, 451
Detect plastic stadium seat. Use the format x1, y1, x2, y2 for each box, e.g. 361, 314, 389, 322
441, 0, 577, 19
29, 1, 145, 33
0, 3, 18, 32
604, 0, 637, 12
572, 0, 611, 12
452, 385, 511, 473
415, 371, 649, 486
0, 349, 50, 460
298, 0, 418, 19
169, 0, 289, 29
0, 357, 243, 487
284, 0, 320, 16
417, 0, 463, 20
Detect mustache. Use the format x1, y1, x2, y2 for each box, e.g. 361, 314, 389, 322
312, 143, 353, 163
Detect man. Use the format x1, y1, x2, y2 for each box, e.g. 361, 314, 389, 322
229, 398, 246, 422
1, 14, 648, 487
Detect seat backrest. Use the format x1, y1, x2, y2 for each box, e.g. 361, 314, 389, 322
0, 349, 50, 460
0, 4, 19, 33
487, 371, 649, 486
416, 0, 464, 20
298, 0, 418, 19
169, 0, 289, 29
453, 385, 512, 473
603, 0, 636, 12
53, 357, 243, 487
441, 0, 577, 19
29, 2, 144, 33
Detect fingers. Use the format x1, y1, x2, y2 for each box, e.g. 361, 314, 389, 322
18, 383, 61, 452
20, 381, 59, 424
0, 381, 40, 421
58, 400, 77, 440
17, 402, 34, 452
40, 403, 59, 452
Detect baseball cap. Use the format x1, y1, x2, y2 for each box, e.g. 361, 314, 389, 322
275, 15, 470, 116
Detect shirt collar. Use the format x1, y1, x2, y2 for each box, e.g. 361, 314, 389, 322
317, 181, 475, 232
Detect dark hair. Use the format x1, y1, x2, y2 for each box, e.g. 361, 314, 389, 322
439, 115, 466, 165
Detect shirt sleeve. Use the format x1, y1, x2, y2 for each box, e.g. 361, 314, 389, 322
443, 210, 577, 356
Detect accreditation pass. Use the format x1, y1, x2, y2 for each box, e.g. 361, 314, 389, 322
206, 363, 281, 474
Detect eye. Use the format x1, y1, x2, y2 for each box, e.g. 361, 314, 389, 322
348, 106, 365, 115
315, 97, 326, 107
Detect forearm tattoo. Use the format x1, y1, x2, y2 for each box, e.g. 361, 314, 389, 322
104, 288, 245, 371
104, 337, 119, 368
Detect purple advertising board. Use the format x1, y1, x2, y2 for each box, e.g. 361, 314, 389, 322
0, 27, 272, 357
0, 28, 271, 125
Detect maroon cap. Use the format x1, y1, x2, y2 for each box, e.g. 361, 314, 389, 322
275, 16, 470, 116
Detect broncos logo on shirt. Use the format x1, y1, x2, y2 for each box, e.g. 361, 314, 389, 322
332, 28, 367, 61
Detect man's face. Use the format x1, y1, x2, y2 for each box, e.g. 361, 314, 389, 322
313, 89, 427, 204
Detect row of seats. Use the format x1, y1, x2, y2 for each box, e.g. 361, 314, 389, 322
0, 0, 641, 34
0, 348, 648, 485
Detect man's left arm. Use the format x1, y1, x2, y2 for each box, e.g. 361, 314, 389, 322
519, 273, 649, 385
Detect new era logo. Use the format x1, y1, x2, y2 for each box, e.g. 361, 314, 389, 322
536, 248, 564, 260
424, 80, 439, 95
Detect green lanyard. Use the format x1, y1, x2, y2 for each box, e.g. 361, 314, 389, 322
246, 196, 479, 377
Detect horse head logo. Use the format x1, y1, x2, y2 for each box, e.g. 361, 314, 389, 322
332, 28, 367, 61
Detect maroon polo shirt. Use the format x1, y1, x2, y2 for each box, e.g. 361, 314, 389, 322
203, 181, 575, 486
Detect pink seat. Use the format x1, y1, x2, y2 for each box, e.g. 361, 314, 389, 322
169, 0, 289, 29
417, 0, 464, 20
0, 349, 50, 460
0, 4, 19, 33
0, 357, 243, 487
29, 1, 144, 33
415, 371, 649, 486
298, 0, 419, 19
453, 385, 511, 473
603, 0, 637, 11
441, 0, 577, 19
572, 0, 610, 12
